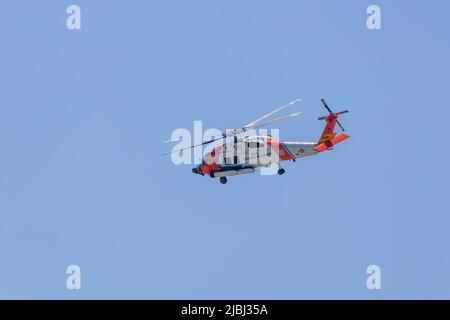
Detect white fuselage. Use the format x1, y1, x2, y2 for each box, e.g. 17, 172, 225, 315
203, 136, 318, 170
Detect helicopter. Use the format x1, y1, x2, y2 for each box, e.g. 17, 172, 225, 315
164, 98, 349, 184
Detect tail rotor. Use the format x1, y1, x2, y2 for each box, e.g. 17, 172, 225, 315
318, 99, 349, 132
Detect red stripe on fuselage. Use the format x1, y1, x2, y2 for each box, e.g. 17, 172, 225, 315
200, 145, 224, 175
267, 138, 294, 161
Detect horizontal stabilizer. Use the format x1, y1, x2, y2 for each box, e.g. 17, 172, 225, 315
314, 133, 350, 152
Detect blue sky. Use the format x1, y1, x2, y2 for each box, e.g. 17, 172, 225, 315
0, 1, 449, 299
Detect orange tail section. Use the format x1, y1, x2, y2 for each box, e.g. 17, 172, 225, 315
318, 114, 338, 144
314, 113, 349, 152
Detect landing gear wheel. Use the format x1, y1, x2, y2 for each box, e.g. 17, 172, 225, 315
219, 177, 228, 184
278, 168, 285, 175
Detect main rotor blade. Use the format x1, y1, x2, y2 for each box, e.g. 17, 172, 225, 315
244, 98, 302, 128
162, 98, 304, 155
251, 112, 302, 130
161, 135, 224, 156
320, 99, 333, 114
